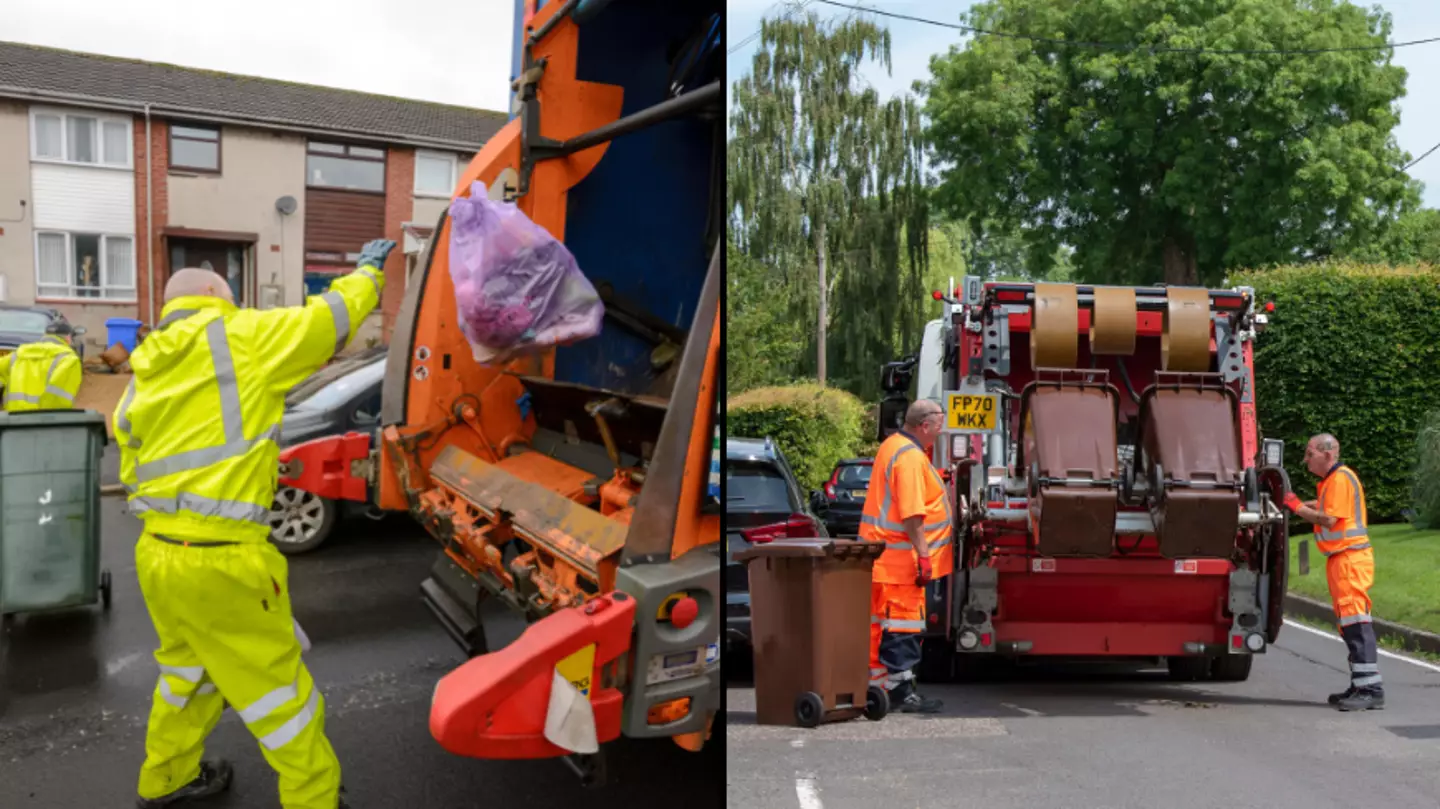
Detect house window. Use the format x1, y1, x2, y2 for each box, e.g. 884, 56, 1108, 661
170, 124, 221, 173
415, 151, 458, 197
35, 231, 136, 300
31, 109, 131, 168
306, 141, 386, 193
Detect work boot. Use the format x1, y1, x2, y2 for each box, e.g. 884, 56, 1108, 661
897, 690, 944, 714
1327, 685, 1357, 705
1336, 688, 1385, 712
135, 760, 232, 807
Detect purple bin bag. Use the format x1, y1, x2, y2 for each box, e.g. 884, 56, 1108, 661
448, 181, 604, 364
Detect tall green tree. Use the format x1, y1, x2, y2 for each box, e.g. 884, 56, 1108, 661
729, 12, 929, 397
726, 237, 807, 394
923, 0, 1421, 287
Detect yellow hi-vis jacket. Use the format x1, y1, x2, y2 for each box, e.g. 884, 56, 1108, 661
0, 335, 82, 411
114, 266, 383, 542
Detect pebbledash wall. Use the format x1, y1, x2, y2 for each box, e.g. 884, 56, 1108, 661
1, 103, 478, 356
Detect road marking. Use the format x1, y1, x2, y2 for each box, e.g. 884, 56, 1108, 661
105, 652, 143, 676
795, 773, 823, 809
1283, 619, 1440, 674
1001, 702, 1042, 717
790, 738, 805, 748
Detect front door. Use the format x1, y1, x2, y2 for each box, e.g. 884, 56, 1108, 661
170, 239, 250, 306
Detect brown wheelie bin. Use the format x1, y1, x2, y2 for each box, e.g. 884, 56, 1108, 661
733, 539, 887, 728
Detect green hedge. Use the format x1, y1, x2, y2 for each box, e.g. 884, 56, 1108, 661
1411, 408, 1440, 529
1233, 262, 1440, 520
727, 384, 869, 491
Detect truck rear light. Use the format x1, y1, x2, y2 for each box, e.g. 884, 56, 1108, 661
1232, 634, 1243, 649
740, 514, 819, 543
929, 613, 939, 624
958, 630, 979, 650
1245, 633, 1265, 652
980, 633, 992, 647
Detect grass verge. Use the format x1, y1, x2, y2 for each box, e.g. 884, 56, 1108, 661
1287, 522, 1440, 638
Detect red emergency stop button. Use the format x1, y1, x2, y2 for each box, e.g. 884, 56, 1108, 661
670, 597, 699, 629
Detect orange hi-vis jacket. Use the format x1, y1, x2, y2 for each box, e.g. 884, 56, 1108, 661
860, 430, 955, 585
1316, 464, 1370, 558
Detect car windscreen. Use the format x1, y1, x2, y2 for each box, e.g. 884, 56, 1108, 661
726, 462, 793, 511
0, 310, 51, 335
287, 358, 386, 412
836, 464, 872, 486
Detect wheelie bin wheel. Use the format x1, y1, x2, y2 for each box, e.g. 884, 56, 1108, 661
794, 692, 825, 728
865, 685, 889, 721
100, 569, 112, 611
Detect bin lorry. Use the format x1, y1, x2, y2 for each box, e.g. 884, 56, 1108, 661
877, 276, 1293, 682
273, 0, 721, 785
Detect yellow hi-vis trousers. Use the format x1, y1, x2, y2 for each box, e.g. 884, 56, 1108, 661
135, 532, 340, 808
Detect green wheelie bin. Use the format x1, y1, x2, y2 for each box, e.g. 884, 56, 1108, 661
0, 409, 111, 621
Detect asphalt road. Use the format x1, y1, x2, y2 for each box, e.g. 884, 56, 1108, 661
0, 449, 721, 808
726, 625, 1440, 809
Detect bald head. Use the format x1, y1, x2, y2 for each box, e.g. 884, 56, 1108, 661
905, 399, 943, 428
165, 268, 234, 304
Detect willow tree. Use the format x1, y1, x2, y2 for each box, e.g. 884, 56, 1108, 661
729, 12, 929, 396
924, 0, 1419, 287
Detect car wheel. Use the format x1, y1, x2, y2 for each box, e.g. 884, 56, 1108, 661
268, 486, 338, 554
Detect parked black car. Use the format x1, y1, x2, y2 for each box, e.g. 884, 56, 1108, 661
270, 347, 386, 554
809, 457, 874, 537
725, 436, 828, 664
0, 303, 87, 360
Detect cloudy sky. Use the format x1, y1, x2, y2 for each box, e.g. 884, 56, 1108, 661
727, 0, 1440, 208
3, 0, 517, 112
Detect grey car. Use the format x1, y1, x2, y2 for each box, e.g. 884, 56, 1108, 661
270, 347, 386, 554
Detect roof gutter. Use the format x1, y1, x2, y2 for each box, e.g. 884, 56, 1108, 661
0, 85, 497, 153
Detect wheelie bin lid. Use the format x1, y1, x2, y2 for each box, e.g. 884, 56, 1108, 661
0, 410, 109, 432
732, 538, 884, 563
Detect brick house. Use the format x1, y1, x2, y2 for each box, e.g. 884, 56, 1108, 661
0, 41, 505, 352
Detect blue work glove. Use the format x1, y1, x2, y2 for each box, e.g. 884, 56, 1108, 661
357, 238, 396, 270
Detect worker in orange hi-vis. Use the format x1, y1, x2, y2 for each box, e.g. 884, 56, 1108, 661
860, 399, 954, 714
1281, 433, 1384, 712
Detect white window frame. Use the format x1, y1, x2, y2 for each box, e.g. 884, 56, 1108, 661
29, 107, 133, 170
33, 230, 138, 303
414, 150, 459, 198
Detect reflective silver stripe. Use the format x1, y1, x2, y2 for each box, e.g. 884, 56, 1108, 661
130, 491, 271, 524
258, 689, 321, 750
43, 353, 66, 400
885, 532, 953, 551
1351, 663, 1379, 673
882, 619, 927, 631
135, 425, 282, 483
355, 267, 381, 301
1339, 614, 1372, 626
1321, 542, 1371, 557
322, 291, 351, 355
197, 683, 218, 695
1318, 468, 1368, 541
159, 664, 205, 682
116, 378, 140, 448
3, 392, 39, 405
1352, 674, 1382, 687
156, 309, 199, 331
870, 615, 884, 625
157, 677, 189, 709
870, 667, 887, 676
207, 318, 243, 443
239, 681, 301, 725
